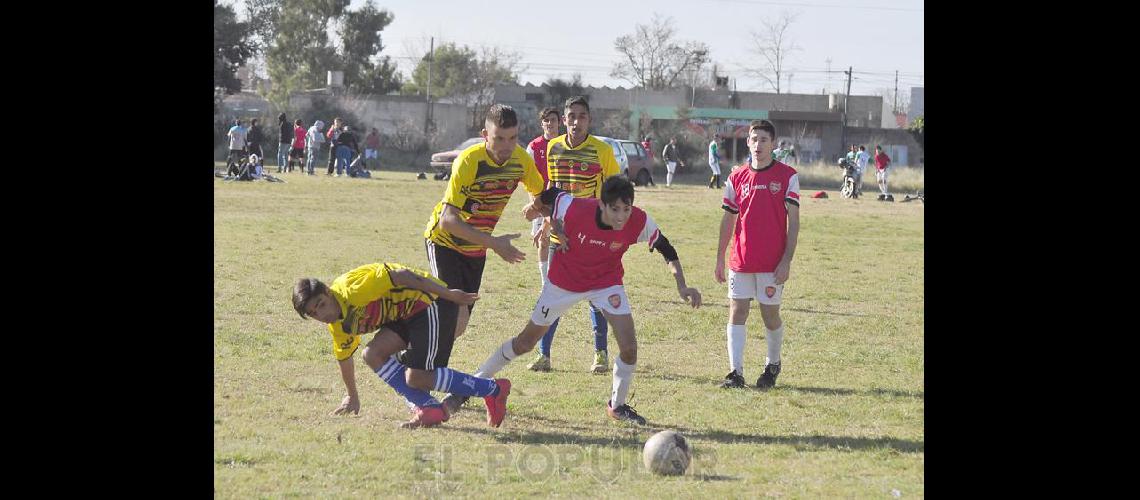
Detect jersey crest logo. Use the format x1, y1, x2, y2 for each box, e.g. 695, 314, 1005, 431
765, 286, 777, 298
608, 294, 622, 308
741, 184, 751, 198
768, 181, 782, 194
609, 241, 623, 251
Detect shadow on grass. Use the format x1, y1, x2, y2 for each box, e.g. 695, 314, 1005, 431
684, 430, 924, 453
783, 307, 869, 317
441, 414, 923, 454
779, 385, 924, 399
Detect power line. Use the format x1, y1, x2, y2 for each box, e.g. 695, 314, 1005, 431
707, 0, 923, 12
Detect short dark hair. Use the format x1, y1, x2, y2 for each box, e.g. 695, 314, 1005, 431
485, 104, 518, 128
748, 120, 777, 140
600, 175, 635, 206
564, 95, 590, 114
294, 119, 303, 126
539, 106, 560, 120
251, 118, 259, 126
859, 145, 866, 151
292, 278, 330, 319
278, 113, 287, 122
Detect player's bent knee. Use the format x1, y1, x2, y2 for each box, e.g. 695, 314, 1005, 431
361, 346, 384, 370
618, 347, 637, 365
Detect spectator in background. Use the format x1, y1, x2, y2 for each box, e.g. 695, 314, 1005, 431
226, 119, 248, 172
874, 145, 892, 199
708, 134, 723, 189
365, 127, 381, 169
289, 119, 306, 172
246, 118, 265, 170
277, 113, 291, 173
661, 137, 684, 187
335, 125, 360, 177
855, 145, 871, 196
325, 117, 343, 176
306, 120, 326, 175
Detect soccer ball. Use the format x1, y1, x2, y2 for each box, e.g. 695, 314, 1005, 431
642, 430, 691, 476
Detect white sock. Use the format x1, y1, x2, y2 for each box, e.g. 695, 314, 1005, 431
611, 357, 635, 407
765, 324, 784, 366
666, 172, 673, 186
727, 324, 746, 376
475, 338, 519, 378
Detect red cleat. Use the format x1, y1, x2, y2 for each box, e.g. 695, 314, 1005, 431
401, 404, 449, 429
483, 379, 511, 428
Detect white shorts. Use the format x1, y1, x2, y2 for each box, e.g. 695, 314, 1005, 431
727, 271, 783, 305
709, 161, 721, 175
530, 282, 630, 326
365, 148, 379, 159
877, 169, 889, 183
666, 161, 677, 174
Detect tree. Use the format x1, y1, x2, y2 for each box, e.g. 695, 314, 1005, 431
611, 14, 709, 90
544, 74, 585, 107
263, 0, 348, 110
214, 0, 257, 103
747, 11, 801, 94
339, 1, 402, 94
908, 115, 924, 149
401, 43, 521, 129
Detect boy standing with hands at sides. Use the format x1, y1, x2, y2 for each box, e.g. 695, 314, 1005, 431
715, 120, 801, 390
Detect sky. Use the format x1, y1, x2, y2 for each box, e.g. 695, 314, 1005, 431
228, 0, 923, 99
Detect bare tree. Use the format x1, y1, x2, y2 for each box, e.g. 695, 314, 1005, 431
748, 11, 800, 94
612, 14, 709, 90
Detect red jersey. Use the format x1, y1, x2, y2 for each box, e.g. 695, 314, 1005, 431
721, 160, 800, 273
547, 193, 660, 293
875, 151, 891, 171
292, 126, 306, 149
527, 135, 552, 183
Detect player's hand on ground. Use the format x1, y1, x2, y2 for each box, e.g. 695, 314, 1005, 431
714, 260, 727, 283
680, 287, 702, 308
774, 260, 791, 284
446, 289, 480, 305
331, 395, 360, 416
490, 233, 526, 263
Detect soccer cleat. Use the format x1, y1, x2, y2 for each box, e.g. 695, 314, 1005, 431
400, 404, 449, 429
441, 393, 469, 415
720, 370, 746, 389
483, 379, 511, 428
591, 349, 609, 374
527, 354, 551, 372
606, 400, 647, 425
755, 362, 782, 390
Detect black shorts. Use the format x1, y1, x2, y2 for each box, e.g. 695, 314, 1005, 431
289, 147, 305, 159
389, 300, 457, 370
425, 239, 486, 312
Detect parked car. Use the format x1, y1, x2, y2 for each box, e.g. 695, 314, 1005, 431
429, 137, 484, 180
615, 139, 653, 186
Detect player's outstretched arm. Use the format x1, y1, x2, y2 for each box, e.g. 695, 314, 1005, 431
650, 232, 701, 308
441, 204, 525, 263
332, 357, 361, 415
391, 269, 480, 305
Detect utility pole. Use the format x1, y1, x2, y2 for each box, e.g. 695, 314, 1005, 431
840, 66, 852, 157
424, 37, 434, 135
894, 70, 899, 114
825, 57, 832, 93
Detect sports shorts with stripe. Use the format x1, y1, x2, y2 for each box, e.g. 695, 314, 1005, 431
389, 299, 458, 371
424, 239, 486, 313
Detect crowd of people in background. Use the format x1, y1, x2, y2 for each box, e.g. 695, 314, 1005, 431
224, 114, 383, 179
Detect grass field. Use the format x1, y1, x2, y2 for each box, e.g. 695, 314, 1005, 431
214, 167, 924, 497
